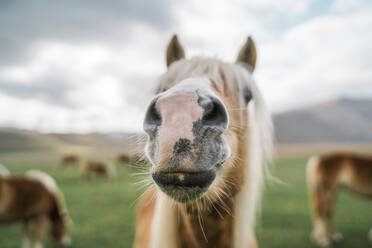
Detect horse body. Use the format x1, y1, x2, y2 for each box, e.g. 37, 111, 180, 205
82, 161, 116, 181
60, 154, 80, 168
307, 151, 372, 247
117, 153, 132, 164
134, 35, 272, 248
117, 152, 148, 166
0, 170, 70, 248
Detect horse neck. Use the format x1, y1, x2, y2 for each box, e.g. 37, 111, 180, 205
176, 187, 238, 248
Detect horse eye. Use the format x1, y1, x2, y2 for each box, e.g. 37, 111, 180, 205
242, 86, 252, 105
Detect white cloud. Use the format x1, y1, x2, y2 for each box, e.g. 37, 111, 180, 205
173, 0, 314, 59
0, 0, 371, 132
331, 0, 369, 13
256, 8, 372, 111
0, 32, 164, 132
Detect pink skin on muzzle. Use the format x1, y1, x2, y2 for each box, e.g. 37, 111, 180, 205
154, 90, 203, 172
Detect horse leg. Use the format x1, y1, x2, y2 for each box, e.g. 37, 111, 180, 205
369, 229, 372, 244
308, 156, 344, 247
33, 216, 46, 248
311, 178, 339, 247
22, 220, 31, 248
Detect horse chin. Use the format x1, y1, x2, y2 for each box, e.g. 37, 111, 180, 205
152, 169, 217, 203
159, 186, 209, 203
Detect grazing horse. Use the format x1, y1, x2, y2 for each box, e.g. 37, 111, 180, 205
307, 151, 372, 247
0, 170, 70, 248
117, 152, 132, 164
60, 154, 80, 168
82, 161, 116, 181
117, 152, 148, 167
134, 35, 273, 248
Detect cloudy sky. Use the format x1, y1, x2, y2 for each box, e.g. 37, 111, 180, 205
0, 0, 371, 133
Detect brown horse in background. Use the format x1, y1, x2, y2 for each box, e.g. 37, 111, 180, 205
134, 35, 273, 248
82, 161, 116, 182
60, 154, 80, 168
307, 151, 372, 247
0, 169, 70, 248
117, 151, 148, 166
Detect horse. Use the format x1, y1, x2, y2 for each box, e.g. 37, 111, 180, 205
81, 161, 116, 182
117, 151, 148, 167
60, 154, 80, 168
117, 152, 132, 164
133, 35, 273, 248
0, 170, 71, 248
307, 151, 372, 247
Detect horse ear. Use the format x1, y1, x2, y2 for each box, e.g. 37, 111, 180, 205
236, 36, 257, 73
166, 34, 185, 67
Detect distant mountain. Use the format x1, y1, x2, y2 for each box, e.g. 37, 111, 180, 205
1, 97, 371, 152
0, 128, 146, 153
0, 128, 59, 152
273, 98, 372, 144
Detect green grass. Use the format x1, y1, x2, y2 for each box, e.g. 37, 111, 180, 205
257, 157, 372, 248
0, 152, 139, 248
0, 152, 371, 247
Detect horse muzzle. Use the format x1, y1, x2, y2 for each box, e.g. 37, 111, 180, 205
152, 170, 216, 188
143, 81, 230, 202
152, 170, 216, 202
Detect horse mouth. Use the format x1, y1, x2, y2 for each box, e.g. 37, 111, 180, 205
152, 170, 216, 202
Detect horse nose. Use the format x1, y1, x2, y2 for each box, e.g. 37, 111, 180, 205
143, 91, 229, 136
198, 92, 228, 131
143, 97, 162, 136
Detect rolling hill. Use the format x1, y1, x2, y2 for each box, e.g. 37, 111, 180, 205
0, 97, 371, 153
273, 98, 372, 143
0, 128, 146, 153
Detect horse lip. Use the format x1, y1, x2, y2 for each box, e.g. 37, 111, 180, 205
152, 170, 216, 188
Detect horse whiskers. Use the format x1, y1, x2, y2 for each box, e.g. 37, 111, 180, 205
132, 171, 151, 176
126, 163, 147, 170
206, 194, 224, 219
130, 185, 154, 208
134, 180, 153, 190
222, 178, 238, 189
149, 189, 158, 206
210, 187, 233, 217
196, 200, 208, 243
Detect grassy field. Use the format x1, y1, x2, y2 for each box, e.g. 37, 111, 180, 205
0, 152, 371, 248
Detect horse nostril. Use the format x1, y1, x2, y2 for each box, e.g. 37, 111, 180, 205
200, 96, 228, 130
143, 97, 161, 134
